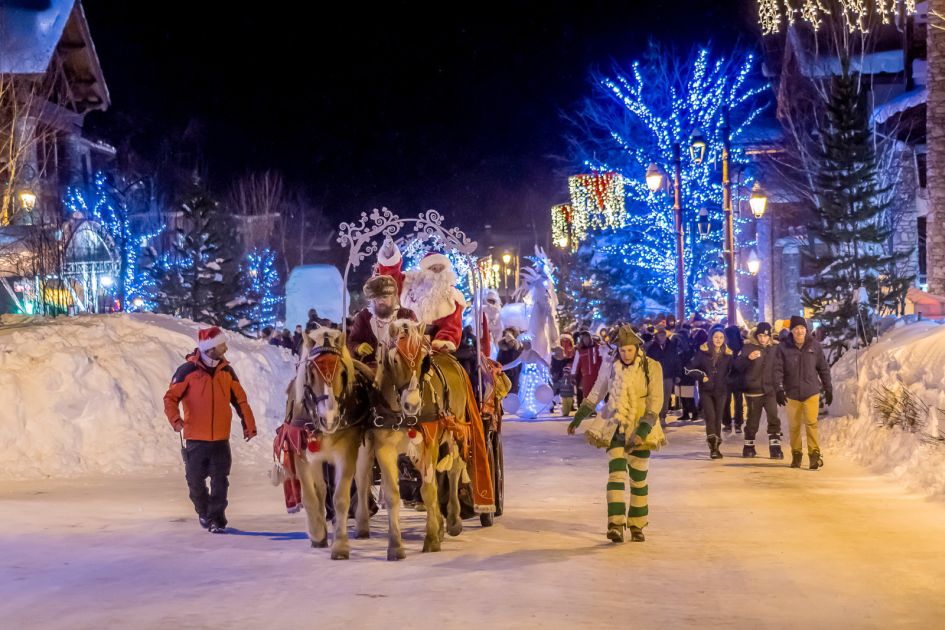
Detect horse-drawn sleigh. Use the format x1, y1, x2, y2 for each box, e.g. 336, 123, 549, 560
272, 208, 506, 560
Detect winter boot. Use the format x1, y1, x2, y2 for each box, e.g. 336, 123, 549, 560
607, 524, 625, 543
768, 436, 784, 460
742, 440, 756, 458
790, 450, 803, 468
708, 435, 724, 459
629, 526, 645, 542
198, 515, 210, 530
809, 450, 824, 470
735, 424, 743, 435
208, 521, 226, 534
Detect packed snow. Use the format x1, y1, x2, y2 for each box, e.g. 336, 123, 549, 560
3, 420, 945, 628
823, 319, 945, 497
0, 313, 297, 479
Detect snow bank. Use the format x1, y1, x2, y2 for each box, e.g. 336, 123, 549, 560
822, 319, 945, 496
0, 313, 297, 479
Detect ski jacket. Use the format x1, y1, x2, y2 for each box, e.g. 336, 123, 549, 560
572, 344, 604, 395
164, 353, 257, 442
687, 344, 733, 397
773, 337, 832, 401
645, 336, 680, 380
735, 334, 778, 395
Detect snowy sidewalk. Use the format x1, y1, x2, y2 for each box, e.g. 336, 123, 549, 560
2, 418, 945, 629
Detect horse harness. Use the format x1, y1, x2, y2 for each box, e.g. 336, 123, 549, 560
370, 354, 454, 430
293, 345, 368, 436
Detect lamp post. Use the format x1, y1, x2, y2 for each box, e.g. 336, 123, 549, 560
671, 142, 685, 324
722, 108, 737, 325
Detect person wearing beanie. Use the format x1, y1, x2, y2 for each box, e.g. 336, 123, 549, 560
687, 328, 733, 459
163, 326, 257, 533
773, 316, 833, 470
567, 325, 666, 543
735, 322, 782, 459
347, 274, 417, 367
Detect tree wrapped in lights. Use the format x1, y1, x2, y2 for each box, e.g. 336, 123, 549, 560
64, 172, 163, 311
566, 45, 768, 316
243, 248, 282, 332
399, 235, 475, 302
551, 204, 577, 251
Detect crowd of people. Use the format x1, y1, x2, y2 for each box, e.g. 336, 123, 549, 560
492, 312, 833, 470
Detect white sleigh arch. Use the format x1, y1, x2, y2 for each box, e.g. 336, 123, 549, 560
337, 207, 485, 388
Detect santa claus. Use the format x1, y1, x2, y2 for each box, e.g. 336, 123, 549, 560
377, 238, 465, 352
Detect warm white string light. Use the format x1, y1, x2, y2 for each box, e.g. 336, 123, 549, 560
759, 0, 915, 35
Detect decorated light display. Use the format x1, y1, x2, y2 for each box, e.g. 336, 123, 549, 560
551, 203, 578, 251
569, 47, 766, 313
757, 0, 916, 36
517, 360, 552, 419
243, 248, 282, 330
400, 235, 476, 302
64, 172, 163, 311
567, 171, 626, 242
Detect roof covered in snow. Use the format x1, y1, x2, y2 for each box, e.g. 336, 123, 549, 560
0, 0, 109, 113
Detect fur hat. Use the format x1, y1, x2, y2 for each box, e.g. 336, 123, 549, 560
363, 274, 398, 299
789, 315, 807, 330
197, 326, 226, 352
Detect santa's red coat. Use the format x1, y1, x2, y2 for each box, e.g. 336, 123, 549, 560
378, 256, 464, 351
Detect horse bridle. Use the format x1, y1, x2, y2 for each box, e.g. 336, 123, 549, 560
302, 345, 352, 434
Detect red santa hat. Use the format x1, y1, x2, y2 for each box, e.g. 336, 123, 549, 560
419, 252, 452, 272
197, 326, 227, 352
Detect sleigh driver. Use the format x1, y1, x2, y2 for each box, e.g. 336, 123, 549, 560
375, 237, 465, 352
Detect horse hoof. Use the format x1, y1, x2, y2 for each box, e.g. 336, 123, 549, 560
311, 538, 328, 548
447, 523, 463, 537
331, 549, 350, 560
355, 530, 370, 540
387, 547, 406, 561
422, 540, 441, 553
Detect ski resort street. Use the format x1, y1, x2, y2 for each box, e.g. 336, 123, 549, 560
2, 418, 944, 629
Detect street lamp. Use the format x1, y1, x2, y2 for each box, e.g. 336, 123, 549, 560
502, 252, 512, 265
19, 189, 36, 213
100, 275, 114, 288
749, 181, 768, 219
645, 162, 664, 192
689, 128, 707, 164
747, 249, 761, 275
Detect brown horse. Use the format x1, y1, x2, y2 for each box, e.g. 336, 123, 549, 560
357, 319, 471, 558
285, 327, 371, 560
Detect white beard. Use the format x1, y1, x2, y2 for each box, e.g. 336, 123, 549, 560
401, 267, 465, 323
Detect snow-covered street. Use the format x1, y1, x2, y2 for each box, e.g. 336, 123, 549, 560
3, 418, 945, 629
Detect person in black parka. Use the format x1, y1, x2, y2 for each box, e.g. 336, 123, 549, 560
722, 325, 745, 433
687, 328, 733, 459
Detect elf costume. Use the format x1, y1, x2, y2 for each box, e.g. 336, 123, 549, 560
568, 326, 666, 543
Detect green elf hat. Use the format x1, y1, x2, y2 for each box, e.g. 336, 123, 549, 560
616, 325, 644, 348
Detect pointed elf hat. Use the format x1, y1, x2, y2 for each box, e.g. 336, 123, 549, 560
197, 326, 227, 352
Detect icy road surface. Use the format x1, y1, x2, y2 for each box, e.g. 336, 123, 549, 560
3, 418, 945, 629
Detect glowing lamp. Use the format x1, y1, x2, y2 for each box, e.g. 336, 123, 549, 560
502, 253, 512, 265
556, 236, 569, 248
747, 249, 761, 275
749, 182, 768, 219
19, 190, 36, 212
689, 128, 707, 164
645, 163, 663, 193
132, 297, 145, 308
100, 275, 114, 288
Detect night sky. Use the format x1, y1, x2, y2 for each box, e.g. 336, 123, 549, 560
82, 1, 758, 233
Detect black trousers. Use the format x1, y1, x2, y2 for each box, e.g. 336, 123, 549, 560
701, 392, 727, 438
745, 394, 781, 441
723, 389, 744, 429
184, 440, 232, 526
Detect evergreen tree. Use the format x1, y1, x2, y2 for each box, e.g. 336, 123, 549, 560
153, 185, 249, 330
802, 62, 914, 364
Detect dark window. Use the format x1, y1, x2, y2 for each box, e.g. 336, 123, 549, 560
918, 216, 927, 278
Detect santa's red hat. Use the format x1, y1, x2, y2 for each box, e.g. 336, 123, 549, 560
420, 252, 452, 272
197, 326, 226, 352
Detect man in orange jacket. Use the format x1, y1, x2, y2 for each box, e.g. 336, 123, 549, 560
164, 326, 257, 533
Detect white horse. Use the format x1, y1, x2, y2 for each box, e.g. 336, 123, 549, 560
284, 327, 371, 560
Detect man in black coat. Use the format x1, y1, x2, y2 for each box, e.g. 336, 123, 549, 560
735, 322, 782, 459
645, 324, 679, 425
773, 316, 833, 470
